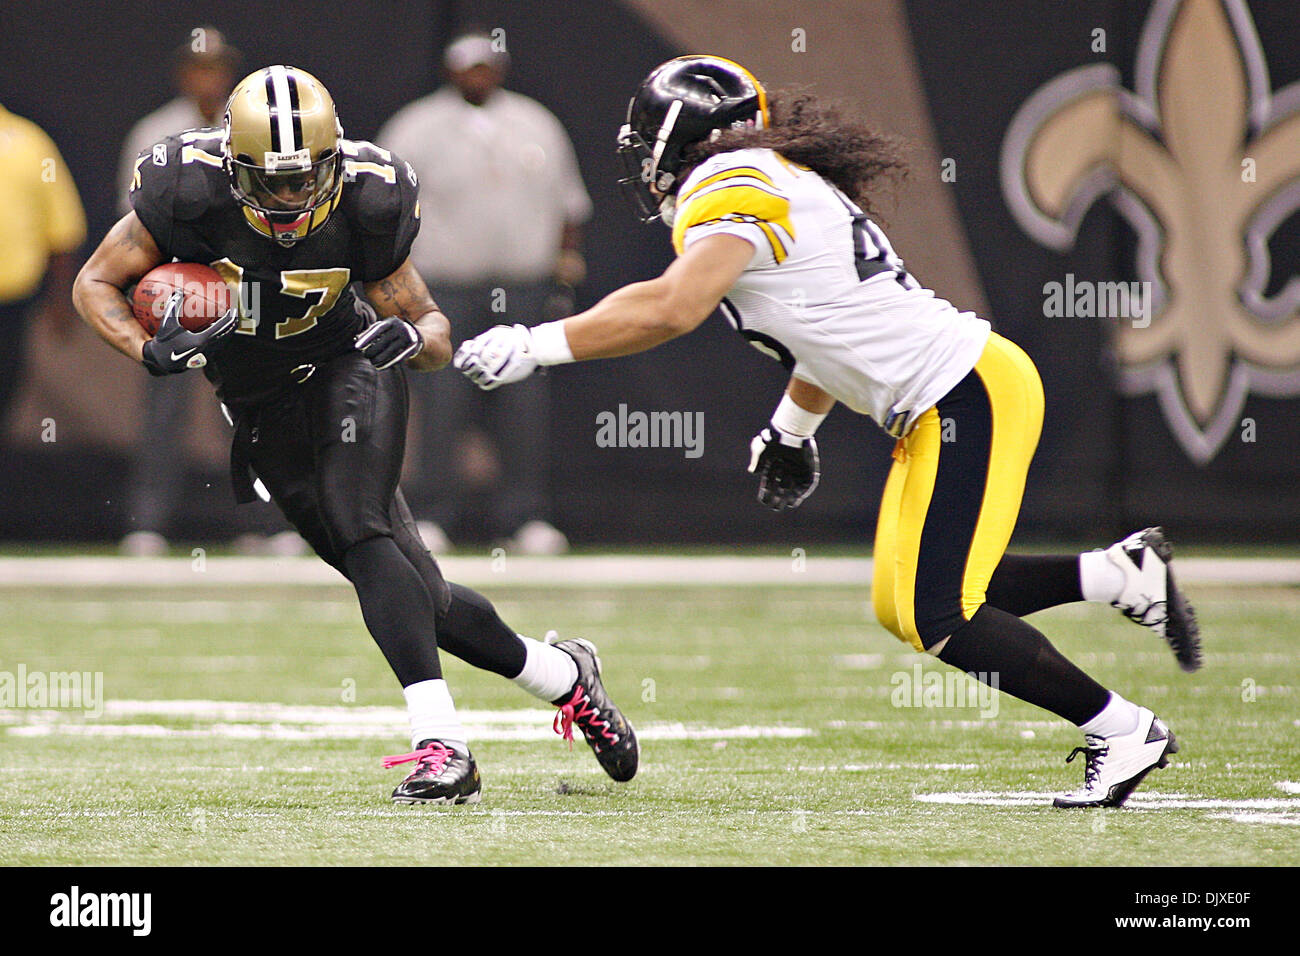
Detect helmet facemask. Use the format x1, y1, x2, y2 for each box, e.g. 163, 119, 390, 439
616, 124, 679, 224
228, 147, 341, 238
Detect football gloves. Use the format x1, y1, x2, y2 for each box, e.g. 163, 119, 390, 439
141, 289, 237, 376
454, 323, 539, 390
748, 423, 820, 511
355, 316, 424, 370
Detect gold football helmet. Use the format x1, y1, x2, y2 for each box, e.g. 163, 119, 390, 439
222, 65, 343, 243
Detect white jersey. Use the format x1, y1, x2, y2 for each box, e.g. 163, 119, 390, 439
670, 147, 990, 436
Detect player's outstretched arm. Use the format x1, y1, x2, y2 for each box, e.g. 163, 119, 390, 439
72, 212, 166, 363
454, 234, 753, 389
561, 233, 754, 359
361, 258, 451, 372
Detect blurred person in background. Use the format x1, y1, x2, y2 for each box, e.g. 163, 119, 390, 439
0, 103, 86, 434
115, 27, 299, 556
377, 30, 591, 555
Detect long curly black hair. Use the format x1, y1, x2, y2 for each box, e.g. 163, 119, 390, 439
679, 90, 908, 218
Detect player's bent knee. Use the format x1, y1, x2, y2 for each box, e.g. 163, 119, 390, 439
913, 602, 974, 653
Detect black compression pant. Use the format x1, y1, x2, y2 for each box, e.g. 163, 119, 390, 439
236, 351, 525, 686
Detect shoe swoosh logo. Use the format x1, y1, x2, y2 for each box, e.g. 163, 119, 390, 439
170, 348, 197, 362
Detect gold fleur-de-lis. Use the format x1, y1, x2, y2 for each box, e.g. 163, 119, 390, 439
1003, 0, 1300, 463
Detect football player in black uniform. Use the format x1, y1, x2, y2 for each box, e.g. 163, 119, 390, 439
73, 65, 637, 803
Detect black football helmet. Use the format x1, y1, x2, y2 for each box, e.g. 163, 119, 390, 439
617, 55, 770, 223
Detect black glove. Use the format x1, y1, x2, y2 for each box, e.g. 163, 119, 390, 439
141, 289, 238, 376
747, 423, 820, 511
355, 316, 423, 369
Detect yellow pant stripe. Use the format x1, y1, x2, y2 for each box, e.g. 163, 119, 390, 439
961, 335, 1044, 618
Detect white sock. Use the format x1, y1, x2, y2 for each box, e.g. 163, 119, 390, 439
1079, 549, 1126, 603
511, 635, 579, 702
1079, 691, 1141, 738
403, 679, 468, 754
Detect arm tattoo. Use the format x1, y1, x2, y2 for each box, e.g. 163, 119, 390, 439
102, 301, 134, 325
370, 267, 433, 322
113, 225, 138, 251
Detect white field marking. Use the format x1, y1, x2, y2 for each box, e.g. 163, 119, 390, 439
6, 722, 813, 742
826, 719, 1067, 730
833, 654, 885, 669
2, 699, 812, 742
101, 700, 544, 724
811, 763, 981, 772
914, 791, 1300, 823
1278, 781, 1300, 794
2, 555, 1298, 588
0, 806, 1069, 821
26, 599, 359, 624
9, 762, 893, 777
8, 808, 665, 820
1207, 812, 1300, 825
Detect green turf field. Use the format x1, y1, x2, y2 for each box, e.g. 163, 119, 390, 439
1, 561, 1297, 865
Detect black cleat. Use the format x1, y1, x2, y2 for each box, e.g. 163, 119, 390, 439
384, 739, 482, 805
550, 637, 639, 782
1105, 527, 1203, 672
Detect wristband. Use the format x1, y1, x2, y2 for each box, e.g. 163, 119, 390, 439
772, 393, 827, 438
530, 320, 575, 366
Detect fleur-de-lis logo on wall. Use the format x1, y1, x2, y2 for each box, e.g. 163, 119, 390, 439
1002, 0, 1300, 464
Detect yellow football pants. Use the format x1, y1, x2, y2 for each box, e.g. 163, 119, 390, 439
871, 332, 1045, 651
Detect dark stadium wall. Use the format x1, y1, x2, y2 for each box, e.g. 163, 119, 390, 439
904, 0, 1300, 539
0, 0, 1297, 544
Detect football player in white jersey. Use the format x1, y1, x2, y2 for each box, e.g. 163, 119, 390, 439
454, 55, 1202, 808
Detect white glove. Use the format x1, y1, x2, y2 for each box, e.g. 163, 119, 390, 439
454, 323, 539, 390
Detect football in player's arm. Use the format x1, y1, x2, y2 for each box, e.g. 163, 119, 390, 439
73, 65, 639, 805
456, 55, 1203, 809
74, 213, 448, 374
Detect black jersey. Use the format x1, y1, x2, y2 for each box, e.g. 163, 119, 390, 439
129, 128, 421, 403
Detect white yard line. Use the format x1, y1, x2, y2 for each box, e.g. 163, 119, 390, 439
914, 789, 1300, 825
1, 555, 1297, 588
6, 722, 813, 742
2, 698, 812, 742
916, 791, 1300, 810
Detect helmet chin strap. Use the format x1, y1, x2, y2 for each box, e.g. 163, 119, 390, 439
271, 210, 310, 228
252, 207, 312, 242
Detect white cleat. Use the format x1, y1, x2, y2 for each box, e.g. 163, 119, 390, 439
119, 530, 168, 557
266, 530, 308, 556
1053, 707, 1179, 808
1104, 527, 1202, 671
508, 520, 569, 556
416, 521, 453, 555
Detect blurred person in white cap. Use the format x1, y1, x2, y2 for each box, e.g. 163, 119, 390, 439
377, 30, 591, 555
